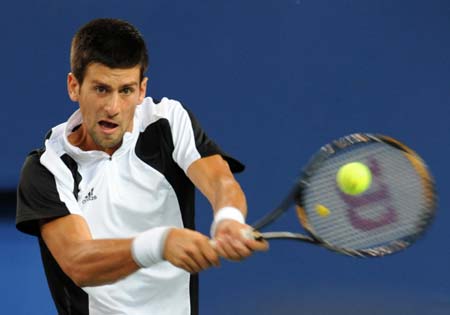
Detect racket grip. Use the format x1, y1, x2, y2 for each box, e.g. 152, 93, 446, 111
252, 231, 264, 241
209, 230, 264, 246
241, 229, 264, 241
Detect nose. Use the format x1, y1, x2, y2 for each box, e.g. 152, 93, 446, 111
105, 92, 120, 117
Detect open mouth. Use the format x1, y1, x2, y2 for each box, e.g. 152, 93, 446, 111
98, 120, 119, 132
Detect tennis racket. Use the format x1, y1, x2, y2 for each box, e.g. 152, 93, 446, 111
249, 133, 436, 258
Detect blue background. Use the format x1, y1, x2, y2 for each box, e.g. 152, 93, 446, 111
1, 0, 449, 314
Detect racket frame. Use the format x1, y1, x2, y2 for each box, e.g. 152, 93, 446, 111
251, 133, 437, 258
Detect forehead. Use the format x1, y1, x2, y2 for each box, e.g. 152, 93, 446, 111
83, 63, 141, 86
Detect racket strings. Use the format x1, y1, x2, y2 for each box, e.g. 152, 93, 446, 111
302, 142, 434, 252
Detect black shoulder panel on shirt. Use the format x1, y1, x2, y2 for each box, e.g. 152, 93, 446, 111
61, 153, 82, 200
135, 118, 196, 229
16, 150, 73, 236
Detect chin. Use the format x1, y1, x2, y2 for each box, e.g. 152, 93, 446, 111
92, 135, 122, 152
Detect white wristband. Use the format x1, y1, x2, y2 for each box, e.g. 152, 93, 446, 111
210, 206, 245, 237
131, 226, 174, 268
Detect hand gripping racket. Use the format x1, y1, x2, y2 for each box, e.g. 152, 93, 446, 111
249, 133, 437, 257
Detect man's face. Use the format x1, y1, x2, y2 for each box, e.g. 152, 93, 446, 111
67, 63, 147, 154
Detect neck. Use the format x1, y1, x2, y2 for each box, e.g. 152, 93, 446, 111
68, 124, 118, 155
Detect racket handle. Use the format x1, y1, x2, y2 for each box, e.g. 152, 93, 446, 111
241, 229, 264, 241
209, 229, 263, 247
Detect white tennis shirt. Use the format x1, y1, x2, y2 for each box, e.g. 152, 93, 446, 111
16, 97, 243, 315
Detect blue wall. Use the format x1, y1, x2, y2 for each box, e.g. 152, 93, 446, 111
2, 0, 449, 314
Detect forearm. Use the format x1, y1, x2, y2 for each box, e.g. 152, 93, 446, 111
186, 155, 269, 260
187, 155, 247, 216
211, 176, 247, 215
65, 238, 139, 287
41, 215, 141, 287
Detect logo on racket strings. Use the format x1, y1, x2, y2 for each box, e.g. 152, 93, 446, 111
337, 158, 398, 231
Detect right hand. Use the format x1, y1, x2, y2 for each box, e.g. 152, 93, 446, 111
163, 228, 220, 273
212, 219, 269, 261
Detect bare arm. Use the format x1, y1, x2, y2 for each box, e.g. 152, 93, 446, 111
187, 154, 247, 215
42, 214, 220, 283
40, 214, 139, 287
187, 155, 268, 260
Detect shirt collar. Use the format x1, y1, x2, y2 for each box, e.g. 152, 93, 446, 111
62, 109, 139, 162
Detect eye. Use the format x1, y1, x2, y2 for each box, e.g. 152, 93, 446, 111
121, 87, 134, 95
95, 86, 108, 94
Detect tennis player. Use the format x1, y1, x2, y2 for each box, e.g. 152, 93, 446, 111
16, 18, 268, 315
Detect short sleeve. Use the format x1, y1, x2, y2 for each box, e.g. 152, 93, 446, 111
165, 100, 245, 173
16, 150, 71, 236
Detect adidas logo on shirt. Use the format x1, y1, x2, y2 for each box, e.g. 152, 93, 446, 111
82, 188, 97, 204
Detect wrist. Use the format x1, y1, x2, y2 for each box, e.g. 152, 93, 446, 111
210, 206, 245, 237
131, 226, 174, 268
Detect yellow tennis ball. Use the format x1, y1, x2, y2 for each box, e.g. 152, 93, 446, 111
336, 162, 372, 195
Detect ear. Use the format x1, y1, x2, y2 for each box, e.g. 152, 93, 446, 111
138, 77, 148, 103
67, 73, 80, 102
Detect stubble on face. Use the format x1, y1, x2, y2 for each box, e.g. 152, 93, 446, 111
68, 63, 147, 155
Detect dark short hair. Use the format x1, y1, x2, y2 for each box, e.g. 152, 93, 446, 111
70, 18, 148, 84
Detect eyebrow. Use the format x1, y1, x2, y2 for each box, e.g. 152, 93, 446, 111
91, 80, 139, 88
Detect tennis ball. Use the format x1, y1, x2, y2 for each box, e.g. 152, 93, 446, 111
336, 162, 372, 195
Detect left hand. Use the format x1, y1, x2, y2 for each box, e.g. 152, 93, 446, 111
212, 220, 269, 261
